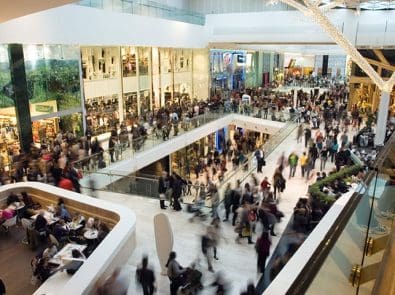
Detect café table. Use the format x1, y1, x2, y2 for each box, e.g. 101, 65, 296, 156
31, 211, 60, 225
49, 243, 87, 266
84, 229, 98, 240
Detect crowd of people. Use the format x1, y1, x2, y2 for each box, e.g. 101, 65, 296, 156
142, 81, 395, 294
1, 78, 394, 294
282, 74, 347, 89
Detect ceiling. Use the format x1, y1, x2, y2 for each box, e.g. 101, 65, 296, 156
0, 0, 76, 24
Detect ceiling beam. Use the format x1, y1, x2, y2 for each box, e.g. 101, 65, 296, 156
365, 58, 395, 72
373, 49, 390, 65
349, 76, 391, 84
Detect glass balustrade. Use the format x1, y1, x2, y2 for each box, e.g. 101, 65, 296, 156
80, 112, 298, 201
77, 0, 206, 25
262, 132, 395, 295
73, 108, 294, 173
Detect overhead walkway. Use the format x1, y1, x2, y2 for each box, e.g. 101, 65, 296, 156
79, 112, 288, 190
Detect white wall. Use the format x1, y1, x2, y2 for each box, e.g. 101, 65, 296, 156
284, 53, 315, 68
192, 48, 209, 99
0, 5, 208, 48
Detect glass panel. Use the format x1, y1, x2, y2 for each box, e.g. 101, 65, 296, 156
305, 183, 369, 295
74, 110, 295, 174
24, 44, 81, 112
0, 44, 19, 166
358, 138, 395, 293
121, 46, 137, 77
59, 112, 84, 137
138, 47, 150, 75
159, 48, 173, 105
85, 94, 120, 136
81, 46, 119, 80
123, 92, 138, 124
151, 47, 161, 109
173, 48, 192, 107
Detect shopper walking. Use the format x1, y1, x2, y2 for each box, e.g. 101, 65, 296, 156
273, 168, 285, 200
288, 152, 298, 178
300, 152, 308, 178
136, 256, 156, 295
308, 143, 319, 169
304, 127, 312, 148
320, 146, 328, 171
171, 174, 184, 211
166, 252, 186, 295
254, 147, 265, 173
255, 231, 271, 274
158, 171, 168, 210
296, 124, 303, 143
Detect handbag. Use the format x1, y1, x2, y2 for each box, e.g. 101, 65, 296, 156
242, 224, 251, 237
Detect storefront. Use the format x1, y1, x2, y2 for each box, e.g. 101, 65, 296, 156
81, 46, 208, 138
0, 43, 209, 151
0, 44, 84, 154
210, 49, 247, 93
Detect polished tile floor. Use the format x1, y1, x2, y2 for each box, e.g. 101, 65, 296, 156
94, 124, 341, 294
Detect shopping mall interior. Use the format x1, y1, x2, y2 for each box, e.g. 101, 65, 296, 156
0, 1, 394, 295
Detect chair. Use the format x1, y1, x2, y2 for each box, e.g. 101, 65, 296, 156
49, 234, 60, 248
1, 215, 17, 233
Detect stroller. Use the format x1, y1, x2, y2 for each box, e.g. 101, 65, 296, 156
178, 267, 204, 295
187, 201, 208, 222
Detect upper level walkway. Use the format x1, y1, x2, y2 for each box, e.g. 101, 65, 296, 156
79, 112, 288, 190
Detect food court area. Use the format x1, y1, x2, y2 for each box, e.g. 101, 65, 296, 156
0, 182, 135, 295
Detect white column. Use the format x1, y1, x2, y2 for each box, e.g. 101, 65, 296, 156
374, 91, 390, 146
293, 89, 298, 108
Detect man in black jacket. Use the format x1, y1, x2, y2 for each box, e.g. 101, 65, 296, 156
158, 172, 168, 209
136, 256, 156, 295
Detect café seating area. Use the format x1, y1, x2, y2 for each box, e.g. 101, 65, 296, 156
0, 182, 136, 295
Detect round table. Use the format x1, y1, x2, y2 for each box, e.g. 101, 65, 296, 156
84, 229, 98, 240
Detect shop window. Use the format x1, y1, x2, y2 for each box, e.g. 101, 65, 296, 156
32, 118, 59, 144
59, 113, 83, 137
138, 47, 150, 75
81, 46, 119, 80
123, 92, 138, 124
85, 95, 120, 136
160, 48, 173, 74
0, 44, 20, 159
139, 90, 151, 115
0, 45, 14, 109
174, 49, 192, 73
23, 44, 82, 112
121, 46, 137, 77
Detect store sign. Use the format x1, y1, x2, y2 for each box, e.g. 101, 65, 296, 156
35, 105, 54, 113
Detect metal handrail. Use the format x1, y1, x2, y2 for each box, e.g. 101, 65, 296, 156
372, 221, 395, 295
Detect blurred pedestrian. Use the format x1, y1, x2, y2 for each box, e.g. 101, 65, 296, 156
255, 231, 271, 274
136, 256, 156, 295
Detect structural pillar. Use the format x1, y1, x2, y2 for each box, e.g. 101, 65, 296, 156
8, 44, 33, 153
374, 91, 390, 146
293, 89, 298, 108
